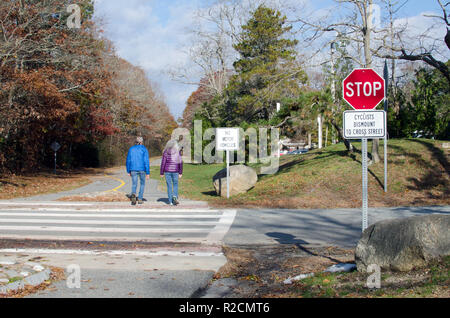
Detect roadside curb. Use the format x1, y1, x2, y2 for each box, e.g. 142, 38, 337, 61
0, 269, 51, 295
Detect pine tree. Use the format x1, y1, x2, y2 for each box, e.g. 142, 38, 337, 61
220, 6, 306, 126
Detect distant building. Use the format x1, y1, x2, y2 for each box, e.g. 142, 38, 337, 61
278, 138, 307, 156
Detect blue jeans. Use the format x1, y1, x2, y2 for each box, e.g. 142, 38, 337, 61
130, 171, 146, 200
165, 172, 179, 204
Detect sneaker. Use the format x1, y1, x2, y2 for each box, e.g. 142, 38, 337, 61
173, 197, 179, 206
131, 194, 136, 206
138, 199, 143, 205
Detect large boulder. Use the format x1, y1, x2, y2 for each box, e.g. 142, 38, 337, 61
213, 165, 258, 197
355, 215, 450, 272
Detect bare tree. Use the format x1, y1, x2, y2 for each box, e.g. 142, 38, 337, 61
295, 0, 387, 162
168, 0, 302, 95
379, 0, 450, 84
167, 0, 251, 95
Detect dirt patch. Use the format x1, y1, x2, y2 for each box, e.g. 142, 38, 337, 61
58, 191, 129, 202
212, 245, 354, 297
212, 245, 450, 298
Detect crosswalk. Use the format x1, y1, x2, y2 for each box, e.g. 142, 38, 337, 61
0, 203, 236, 245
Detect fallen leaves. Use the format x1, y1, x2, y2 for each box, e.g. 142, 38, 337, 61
0, 172, 91, 200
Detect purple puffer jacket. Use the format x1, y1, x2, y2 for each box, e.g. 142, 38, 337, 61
160, 149, 183, 175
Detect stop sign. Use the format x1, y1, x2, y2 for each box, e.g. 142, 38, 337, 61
343, 69, 385, 110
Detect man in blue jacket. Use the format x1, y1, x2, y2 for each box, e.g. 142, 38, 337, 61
126, 136, 150, 205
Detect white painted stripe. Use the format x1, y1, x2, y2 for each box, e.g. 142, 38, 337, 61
0, 248, 223, 258
0, 234, 212, 243
0, 202, 93, 206
0, 218, 218, 226
0, 208, 219, 213
0, 212, 221, 218
207, 209, 237, 243
0, 225, 211, 233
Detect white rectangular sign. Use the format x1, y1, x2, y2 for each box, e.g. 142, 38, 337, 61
216, 128, 240, 151
343, 111, 386, 139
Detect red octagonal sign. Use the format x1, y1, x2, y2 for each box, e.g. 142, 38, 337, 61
343, 68, 385, 110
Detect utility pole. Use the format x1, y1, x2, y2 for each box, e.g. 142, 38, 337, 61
384, 60, 389, 193
317, 115, 322, 149
331, 41, 337, 144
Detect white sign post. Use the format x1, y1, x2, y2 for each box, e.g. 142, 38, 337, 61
343, 111, 386, 139
216, 128, 240, 199
343, 110, 386, 231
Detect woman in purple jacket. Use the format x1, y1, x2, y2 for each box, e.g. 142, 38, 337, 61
160, 140, 183, 206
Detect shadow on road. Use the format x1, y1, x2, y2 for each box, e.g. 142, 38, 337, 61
157, 198, 170, 205
266, 232, 344, 263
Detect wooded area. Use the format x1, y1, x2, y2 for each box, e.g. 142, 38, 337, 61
179, 0, 449, 162
0, 0, 176, 173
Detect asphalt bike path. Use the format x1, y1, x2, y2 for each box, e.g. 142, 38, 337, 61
0, 163, 448, 297
0, 164, 234, 297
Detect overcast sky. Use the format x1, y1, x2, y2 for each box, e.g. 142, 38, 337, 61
93, 0, 448, 120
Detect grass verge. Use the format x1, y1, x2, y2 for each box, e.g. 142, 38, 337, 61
215, 246, 449, 298
153, 139, 449, 209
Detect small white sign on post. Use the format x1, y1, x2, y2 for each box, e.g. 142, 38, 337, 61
343, 110, 386, 139
216, 128, 239, 151
343, 110, 386, 232
216, 128, 240, 199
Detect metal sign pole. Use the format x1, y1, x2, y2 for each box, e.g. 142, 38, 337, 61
362, 138, 369, 231
384, 61, 389, 193
51, 141, 61, 175
226, 150, 230, 199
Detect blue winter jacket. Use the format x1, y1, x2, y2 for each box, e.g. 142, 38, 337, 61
126, 145, 150, 175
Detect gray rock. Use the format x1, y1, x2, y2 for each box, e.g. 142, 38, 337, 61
23, 269, 50, 286
355, 215, 450, 272
0, 258, 17, 265
4, 270, 19, 278
213, 165, 258, 197
0, 280, 25, 294
0, 269, 51, 295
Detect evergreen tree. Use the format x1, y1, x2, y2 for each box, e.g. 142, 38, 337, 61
219, 5, 306, 126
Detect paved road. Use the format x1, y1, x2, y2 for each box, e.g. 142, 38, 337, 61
223, 206, 450, 249
0, 203, 235, 244
0, 166, 230, 298
11, 163, 206, 207
0, 166, 449, 298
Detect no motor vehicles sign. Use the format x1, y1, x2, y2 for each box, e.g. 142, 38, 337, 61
216, 128, 239, 151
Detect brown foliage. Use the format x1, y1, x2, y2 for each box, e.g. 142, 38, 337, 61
0, 0, 176, 172
181, 77, 216, 129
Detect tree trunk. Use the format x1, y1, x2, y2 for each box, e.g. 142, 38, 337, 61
371, 139, 381, 163
331, 119, 354, 153
365, 0, 380, 163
